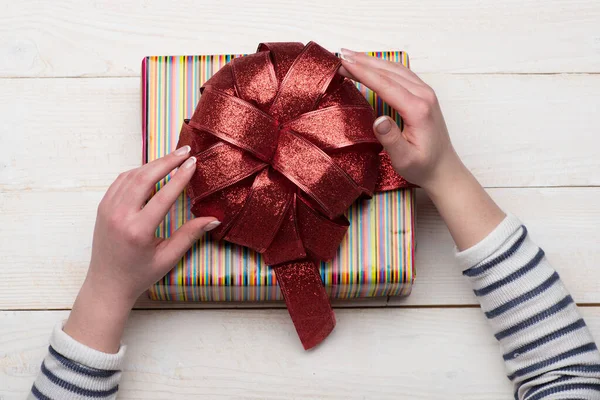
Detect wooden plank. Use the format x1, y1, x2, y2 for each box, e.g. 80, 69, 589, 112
392, 188, 600, 306
1, 74, 599, 190
0, 78, 141, 191
2, 0, 600, 77
1, 187, 598, 309
428, 73, 600, 187
0, 307, 542, 399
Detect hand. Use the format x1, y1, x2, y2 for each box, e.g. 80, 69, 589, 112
339, 49, 505, 251
64, 146, 219, 352
339, 48, 462, 192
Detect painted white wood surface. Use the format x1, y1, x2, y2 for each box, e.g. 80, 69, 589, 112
0, 308, 546, 399
1, 0, 600, 398
2, 75, 600, 190
1, 0, 600, 77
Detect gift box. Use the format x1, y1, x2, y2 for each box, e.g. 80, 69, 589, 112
142, 51, 415, 302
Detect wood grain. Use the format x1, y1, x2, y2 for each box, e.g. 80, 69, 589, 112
2, 0, 600, 77
1, 74, 599, 191
0, 308, 529, 399
1, 187, 598, 309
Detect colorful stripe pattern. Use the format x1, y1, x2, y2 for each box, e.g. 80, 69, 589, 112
142, 51, 415, 301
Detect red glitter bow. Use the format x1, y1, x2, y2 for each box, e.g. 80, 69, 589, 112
177, 42, 410, 349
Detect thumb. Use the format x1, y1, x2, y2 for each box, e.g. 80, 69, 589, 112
153, 217, 221, 272
373, 116, 412, 164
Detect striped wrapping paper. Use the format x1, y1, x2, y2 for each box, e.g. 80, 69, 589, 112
142, 51, 415, 301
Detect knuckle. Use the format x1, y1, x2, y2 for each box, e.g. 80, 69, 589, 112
107, 212, 125, 229
412, 99, 433, 119
152, 192, 172, 208
118, 168, 136, 182
133, 171, 149, 187
97, 198, 109, 216
421, 87, 438, 104
124, 225, 147, 245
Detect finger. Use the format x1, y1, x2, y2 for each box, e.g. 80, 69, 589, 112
140, 156, 197, 229
103, 170, 133, 202
338, 65, 356, 81
340, 48, 424, 85
153, 217, 221, 273
340, 64, 422, 95
371, 67, 424, 95
339, 59, 421, 119
339, 65, 425, 100
373, 116, 414, 166
126, 145, 193, 205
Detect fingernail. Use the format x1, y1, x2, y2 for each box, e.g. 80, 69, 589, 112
204, 220, 221, 231
174, 145, 191, 156
374, 117, 393, 135
182, 156, 196, 169
339, 48, 355, 64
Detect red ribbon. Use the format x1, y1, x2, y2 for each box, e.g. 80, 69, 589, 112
178, 42, 412, 349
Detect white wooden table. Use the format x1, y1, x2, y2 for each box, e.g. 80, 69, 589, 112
1, 1, 599, 398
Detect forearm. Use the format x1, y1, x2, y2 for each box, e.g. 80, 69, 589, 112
423, 155, 505, 251
64, 278, 132, 353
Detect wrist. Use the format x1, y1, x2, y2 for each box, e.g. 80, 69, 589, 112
421, 151, 472, 199
64, 278, 132, 353
420, 151, 506, 251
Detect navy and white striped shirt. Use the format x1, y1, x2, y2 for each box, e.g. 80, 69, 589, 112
458, 215, 600, 399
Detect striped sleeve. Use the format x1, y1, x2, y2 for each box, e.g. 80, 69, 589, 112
457, 215, 600, 400
28, 322, 125, 400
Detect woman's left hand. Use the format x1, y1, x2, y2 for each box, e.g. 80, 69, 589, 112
64, 146, 219, 352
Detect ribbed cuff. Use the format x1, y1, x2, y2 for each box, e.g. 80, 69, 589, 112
455, 214, 523, 271
50, 322, 126, 371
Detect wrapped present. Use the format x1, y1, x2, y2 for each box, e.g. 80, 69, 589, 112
142, 50, 416, 304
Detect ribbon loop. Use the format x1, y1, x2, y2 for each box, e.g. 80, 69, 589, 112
283, 105, 380, 151
297, 196, 349, 261
257, 42, 305, 83
177, 120, 218, 154
188, 142, 266, 201
263, 197, 306, 265
375, 151, 414, 192
318, 79, 372, 109
328, 147, 380, 196
191, 178, 253, 240
190, 87, 279, 162
231, 51, 279, 112
269, 41, 342, 123
225, 169, 293, 252
201, 63, 236, 95
272, 130, 362, 219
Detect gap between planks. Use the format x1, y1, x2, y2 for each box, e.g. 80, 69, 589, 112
2, 72, 600, 80
5, 303, 600, 312
2, 185, 600, 193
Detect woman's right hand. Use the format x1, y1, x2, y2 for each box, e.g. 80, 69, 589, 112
339, 49, 505, 250
339, 48, 463, 192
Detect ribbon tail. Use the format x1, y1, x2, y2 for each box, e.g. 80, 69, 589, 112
274, 261, 336, 350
